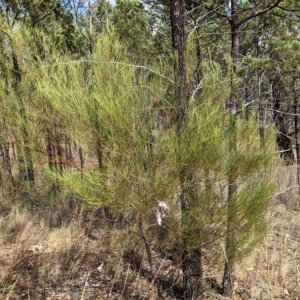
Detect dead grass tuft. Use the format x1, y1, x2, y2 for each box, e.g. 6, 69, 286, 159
234, 201, 300, 300
1, 163, 300, 299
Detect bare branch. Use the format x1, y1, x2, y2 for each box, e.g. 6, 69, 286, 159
277, 5, 300, 12
269, 12, 300, 23
273, 186, 300, 198
43, 60, 175, 84
204, 4, 227, 19
269, 109, 300, 117
237, 0, 283, 26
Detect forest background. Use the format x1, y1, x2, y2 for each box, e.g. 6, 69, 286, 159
0, 0, 300, 299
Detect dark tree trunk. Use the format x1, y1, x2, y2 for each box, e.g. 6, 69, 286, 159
222, 175, 238, 297
222, 0, 239, 296
6, 5, 35, 186
169, 0, 202, 298
12, 52, 35, 184
79, 145, 84, 179
227, 0, 239, 115
46, 130, 56, 171
292, 77, 300, 187
272, 74, 294, 161
1, 143, 14, 188
180, 169, 203, 299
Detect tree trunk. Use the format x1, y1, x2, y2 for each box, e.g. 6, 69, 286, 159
271, 74, 293, 161
12, 52, 35, 185
169, 0, 202, 298
6, 6, 35, 186
227, 0, 239, 115
222, 0, 239, 296
292, 77, 300, 189
222, 174, 237, 297
180, 169, 203, 299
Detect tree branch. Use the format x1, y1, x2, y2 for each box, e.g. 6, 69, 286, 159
237, 0, 283, 26
32, 6, 57, 27
277, 5, 300, 12
269, 12, 300, 23
204, 4, 227, 19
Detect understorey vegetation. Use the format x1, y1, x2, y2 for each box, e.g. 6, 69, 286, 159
0, 0, 299, 299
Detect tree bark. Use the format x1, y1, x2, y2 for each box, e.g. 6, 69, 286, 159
222, 0, 239, 296
292, 77, 300, 187
169, 0, 202, 298
5, 5, 35, 186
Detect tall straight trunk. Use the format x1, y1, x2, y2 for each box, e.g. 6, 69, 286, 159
0, 118, 15, 188
271, 74, 292, 160
292, 77, 300, 188
6, 6, 35, 186
88, 0, 93, 54
1, 143, 14, 188
95, 120, 105, 172
169, 0, 202, 298
12, 51, 35, 185
222, 0, 239, 296
222, 123, 238, 297
78, 144, 84, 179
46, 129, 56, 171
56, 133, 64, 173
227, 0, 239, 114
46, 129, 65, 173
180, 168, 202, 299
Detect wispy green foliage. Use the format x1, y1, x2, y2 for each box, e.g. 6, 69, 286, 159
0, 21, 277, 297
34, 40, 276, 265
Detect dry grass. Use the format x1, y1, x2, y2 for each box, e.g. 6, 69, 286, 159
1, 165, 300, 299
232, 163, 300, 300
233, 202, 300, 300
0, 207, 161, 299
